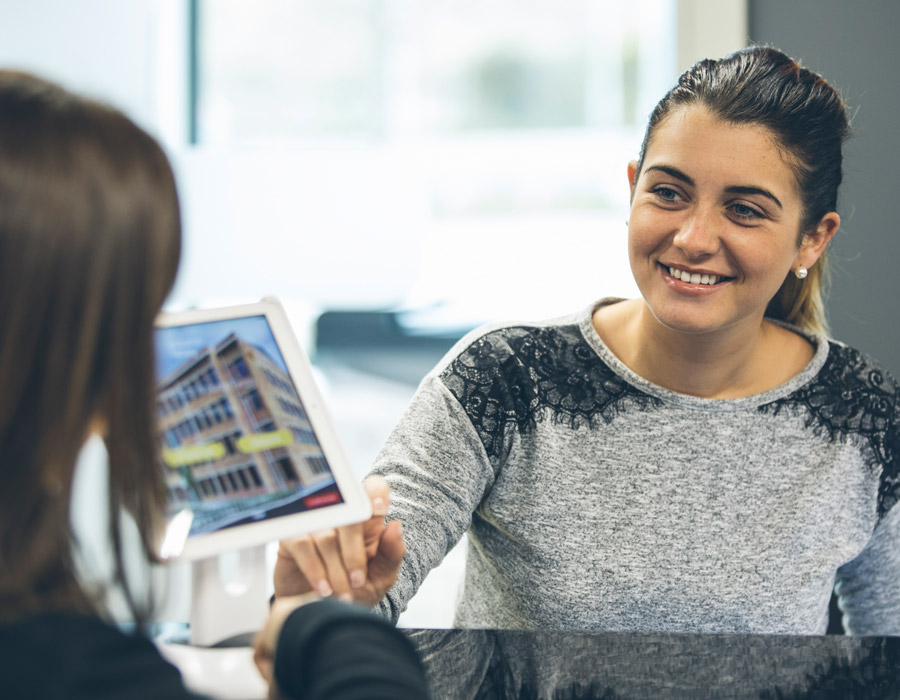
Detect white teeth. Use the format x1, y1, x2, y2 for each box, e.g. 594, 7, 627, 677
668, 266, 720, 285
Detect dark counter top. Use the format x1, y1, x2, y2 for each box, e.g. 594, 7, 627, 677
404, 628, 900, 699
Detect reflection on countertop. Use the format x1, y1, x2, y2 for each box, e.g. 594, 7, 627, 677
407, 627, 900, 700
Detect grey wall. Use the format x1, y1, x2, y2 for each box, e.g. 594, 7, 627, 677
750, 0, 900, 377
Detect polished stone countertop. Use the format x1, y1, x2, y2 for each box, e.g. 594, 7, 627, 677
405, 628, 900, 699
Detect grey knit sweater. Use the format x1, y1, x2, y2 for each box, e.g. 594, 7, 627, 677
371, 300, 900, 635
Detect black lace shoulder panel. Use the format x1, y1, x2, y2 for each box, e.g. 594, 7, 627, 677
759, 342, 900, 519
439, 325, 658, 463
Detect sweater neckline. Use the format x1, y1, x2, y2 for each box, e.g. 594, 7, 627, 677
576, 298, 831, 410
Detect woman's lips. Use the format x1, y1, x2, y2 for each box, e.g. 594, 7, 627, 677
664, 264, 733, 286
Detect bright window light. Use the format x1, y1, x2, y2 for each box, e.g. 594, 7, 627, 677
175, 1, 681, 328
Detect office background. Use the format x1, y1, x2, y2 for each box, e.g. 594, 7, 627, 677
1, 0, 897, 627
749, 0, 900, 381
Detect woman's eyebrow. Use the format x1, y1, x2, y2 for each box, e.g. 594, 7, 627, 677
646, 164, 783, 209
725, 185, 783, 209
645, 164, 694, 186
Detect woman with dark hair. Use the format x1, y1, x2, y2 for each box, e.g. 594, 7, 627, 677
0, 71, 428, 699
276, 46, 900, 636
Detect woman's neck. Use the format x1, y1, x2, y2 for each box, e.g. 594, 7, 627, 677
593, 299, 814, 399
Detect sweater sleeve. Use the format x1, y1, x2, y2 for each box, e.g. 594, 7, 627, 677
832, 347, 900, 636
368, 375, 497, 622
834, 502, 900, 635
273, 599, 430, 700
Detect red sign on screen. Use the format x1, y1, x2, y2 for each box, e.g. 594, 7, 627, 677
304, 491, 341, 509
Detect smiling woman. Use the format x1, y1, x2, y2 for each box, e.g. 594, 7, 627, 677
629, 46, 847, 340
274, 46, 900, 639
610, 105, 839, 397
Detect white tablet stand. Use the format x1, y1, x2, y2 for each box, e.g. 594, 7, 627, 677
189, 545, 270, 647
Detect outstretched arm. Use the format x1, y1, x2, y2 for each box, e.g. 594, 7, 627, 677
275, 372, 497, 620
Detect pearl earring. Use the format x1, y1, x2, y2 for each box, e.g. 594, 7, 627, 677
795, 267, 808, 280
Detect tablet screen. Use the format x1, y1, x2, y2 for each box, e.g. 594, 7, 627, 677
154, 313, 343, 540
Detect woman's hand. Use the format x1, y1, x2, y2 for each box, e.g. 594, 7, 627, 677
272, 475, 406, 607
253, 592, 321, 698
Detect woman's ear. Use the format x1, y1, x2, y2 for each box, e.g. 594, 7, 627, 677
627, 161, 639, 202
796, 211, 840, 269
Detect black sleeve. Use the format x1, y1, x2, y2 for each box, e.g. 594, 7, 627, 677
273, 599, 430, 700
0, 614, 205, 700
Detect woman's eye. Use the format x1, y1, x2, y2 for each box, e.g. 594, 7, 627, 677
652, 186, 679, 202
731, 203, 762, 220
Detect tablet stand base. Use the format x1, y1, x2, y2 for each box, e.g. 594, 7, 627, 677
189, 545, 269, 647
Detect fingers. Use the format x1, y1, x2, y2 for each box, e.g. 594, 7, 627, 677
362, 476, 391, 556
310, 528, 353, 599
279, 537, 335, 598
364, 475, 391, 515
301, 520, 369, 597
339, 519, 407, 606
368, 519, 406, 588
336, 522, 367, 589
274, 476, 397, 602
278, 530, 363, 599
272, 542, 315, 599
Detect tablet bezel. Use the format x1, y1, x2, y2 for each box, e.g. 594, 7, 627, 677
153, 297, 371, 561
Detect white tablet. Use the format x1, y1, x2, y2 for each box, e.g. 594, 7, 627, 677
153, 297, 371, 561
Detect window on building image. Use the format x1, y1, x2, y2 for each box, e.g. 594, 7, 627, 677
222, 432, 236, 455
276, 456, 299, 482
306, 455, 331, 476
176, 0, 679, 329
228, 356, 250, 381
245, 388, 265, 411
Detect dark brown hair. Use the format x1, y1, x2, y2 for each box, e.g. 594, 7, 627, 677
635, 46, 851, 334
0, 71, 181, 623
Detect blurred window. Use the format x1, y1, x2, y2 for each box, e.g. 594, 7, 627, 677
184, 0, 679, 324
193, 1, 675, 144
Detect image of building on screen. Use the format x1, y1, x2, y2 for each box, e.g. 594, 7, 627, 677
156, 333, 335, 531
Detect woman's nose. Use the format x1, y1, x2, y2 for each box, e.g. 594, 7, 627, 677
672, 208, 720, 258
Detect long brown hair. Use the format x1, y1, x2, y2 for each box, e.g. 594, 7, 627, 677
0, 71, 181, 622
634, 46, 850, 335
